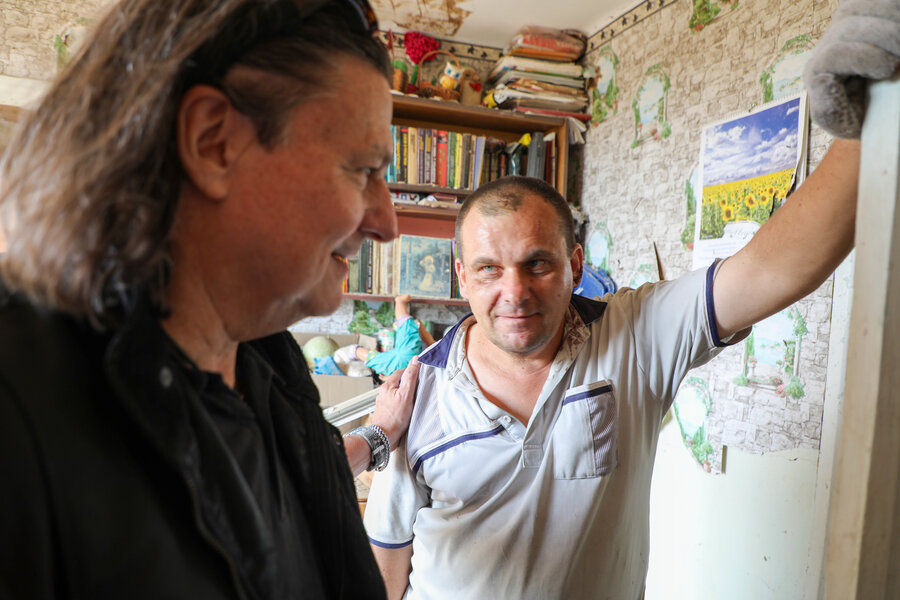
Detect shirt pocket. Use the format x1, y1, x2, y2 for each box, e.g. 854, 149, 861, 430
550, 380, 618, 479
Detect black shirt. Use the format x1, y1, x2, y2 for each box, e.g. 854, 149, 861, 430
0, 282, 386, 599
198, 344, 328, 599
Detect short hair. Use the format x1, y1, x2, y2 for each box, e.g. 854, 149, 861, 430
0, 0, 389, 328
455, 176, 576, 261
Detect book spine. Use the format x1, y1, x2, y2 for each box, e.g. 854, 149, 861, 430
526, 131, 544, 178
358, 239, 368, 294
547, 138, 557, 188
450, 240, 458, 299
436, 131, 449, 188
393, 237, 401, 298
347, 252, 360, 293
456, 134, 464, 190
400, 127, 409, 183
393, 125, 402, 183
386, 125, 395, 183
448, 132, 458, 189
384, 240, 393, 295
462, 133, 475, 190
373, 241, 382, 296
473, 136, 486, 188
423, 129, 432, 185
408, 127, 418, 185
544, 138, 553, 185
365, 239, 373, 294
430, 129, 437, 185
418, 128, 425, 185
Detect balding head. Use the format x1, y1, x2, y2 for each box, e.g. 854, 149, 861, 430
455, 176, 575, 263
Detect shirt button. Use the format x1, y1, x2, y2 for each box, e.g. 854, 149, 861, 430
501, 416, 511, 424
159, 366, 173, 389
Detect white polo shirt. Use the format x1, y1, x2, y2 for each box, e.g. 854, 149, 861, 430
364, 263, 745, 600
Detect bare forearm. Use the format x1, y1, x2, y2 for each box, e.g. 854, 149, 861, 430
344, 433, 374, 477
714, 138, 860, 337
372, 544, 413, 600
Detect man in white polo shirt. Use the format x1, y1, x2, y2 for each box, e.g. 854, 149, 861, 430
364, 124, 863, 597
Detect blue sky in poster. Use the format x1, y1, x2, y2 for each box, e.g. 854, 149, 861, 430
702, 97, 801, 186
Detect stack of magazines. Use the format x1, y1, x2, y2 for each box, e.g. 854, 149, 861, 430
483, 27, 589, 120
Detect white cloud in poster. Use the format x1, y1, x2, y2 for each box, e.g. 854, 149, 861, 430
702, 97, 801, 186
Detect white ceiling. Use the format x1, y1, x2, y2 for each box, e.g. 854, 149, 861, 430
371, 0, 644, 48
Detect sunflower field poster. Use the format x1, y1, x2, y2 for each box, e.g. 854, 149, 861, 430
691, 94, 808, 270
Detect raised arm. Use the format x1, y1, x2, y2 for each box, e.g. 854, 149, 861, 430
713, 0, 900, 338
712, 138, 860, 339
345, 357, 420, 476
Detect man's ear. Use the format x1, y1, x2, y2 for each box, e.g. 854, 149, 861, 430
570, 243, 584, 287
455, 257, 468, 299
176, 85, 255, 200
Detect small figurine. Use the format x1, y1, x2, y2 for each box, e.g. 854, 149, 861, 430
439, 60, 462, 90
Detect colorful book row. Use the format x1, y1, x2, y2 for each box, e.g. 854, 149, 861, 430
385, 126, 558, 190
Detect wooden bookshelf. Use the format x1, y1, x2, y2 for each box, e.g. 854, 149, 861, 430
346, 95, 570, 305
390, 94, 569, 197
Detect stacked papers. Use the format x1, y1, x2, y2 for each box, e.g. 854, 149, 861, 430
486, 50, 587, 118
489, 55, 584, 82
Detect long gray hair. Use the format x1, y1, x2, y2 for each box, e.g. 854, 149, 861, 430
0, 0, 388, 328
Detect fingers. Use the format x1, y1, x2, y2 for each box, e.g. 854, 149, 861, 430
398, 356, 421, 397
372, 358, 421, 450
381, 367, 404, 390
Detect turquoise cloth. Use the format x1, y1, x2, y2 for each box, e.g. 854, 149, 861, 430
365, 317, 422, 375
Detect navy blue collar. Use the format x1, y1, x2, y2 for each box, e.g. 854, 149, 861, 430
419, 295, 608, 369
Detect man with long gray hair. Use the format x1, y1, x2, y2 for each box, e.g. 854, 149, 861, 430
0, 0, 417, 597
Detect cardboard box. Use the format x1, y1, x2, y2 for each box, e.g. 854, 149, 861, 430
292, 331, 383, 505
291, 332, 378, 432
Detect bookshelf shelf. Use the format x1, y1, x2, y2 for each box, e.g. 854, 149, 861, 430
344, 293, 469, 307
389, 182, 473, 198
393, 202, 460, 221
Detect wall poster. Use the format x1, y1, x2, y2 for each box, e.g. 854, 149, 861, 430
691, 93, 808, 271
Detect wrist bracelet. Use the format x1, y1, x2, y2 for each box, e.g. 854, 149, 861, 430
369, 424, 390, 468
346, 425, 390, 471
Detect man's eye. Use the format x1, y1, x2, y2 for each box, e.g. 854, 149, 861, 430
480, 265, 498, 274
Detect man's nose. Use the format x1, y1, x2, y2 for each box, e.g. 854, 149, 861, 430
360, 178, 398, 243
501, 267, 529, 304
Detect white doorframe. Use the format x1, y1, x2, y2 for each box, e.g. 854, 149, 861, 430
824, 75, 900, 599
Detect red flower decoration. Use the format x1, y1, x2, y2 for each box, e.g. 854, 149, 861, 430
404, 31, 440, 64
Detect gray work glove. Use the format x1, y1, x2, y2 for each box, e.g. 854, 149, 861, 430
802, 0, 900, 139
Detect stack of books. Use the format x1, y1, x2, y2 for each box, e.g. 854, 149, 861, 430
483, 27, 589, 120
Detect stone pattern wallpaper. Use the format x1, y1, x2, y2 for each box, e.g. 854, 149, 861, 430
580, 0, 840, 457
